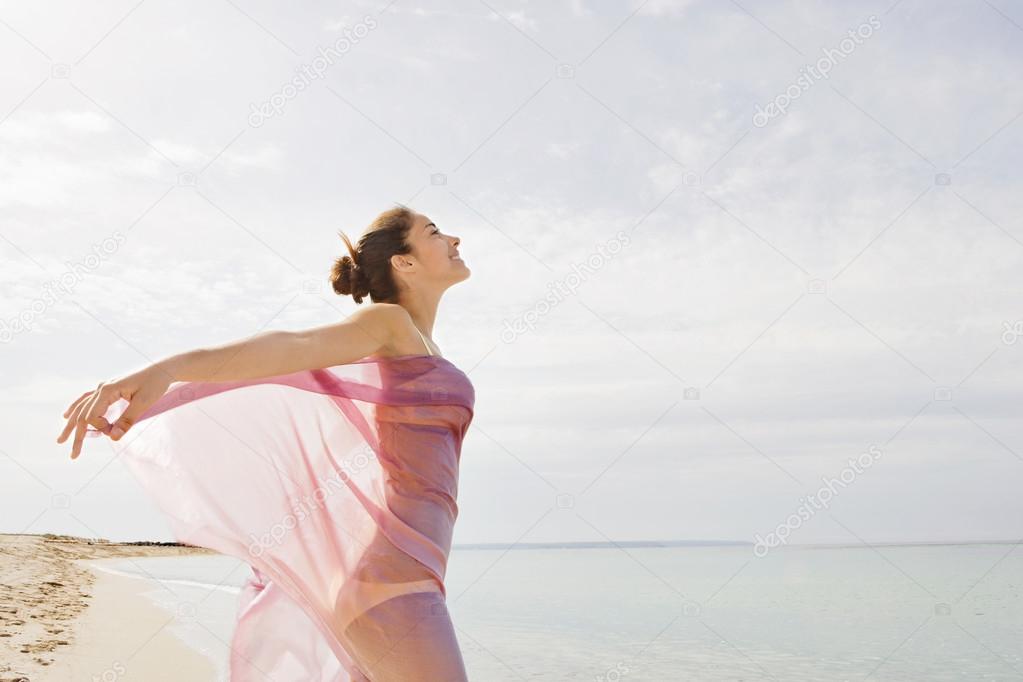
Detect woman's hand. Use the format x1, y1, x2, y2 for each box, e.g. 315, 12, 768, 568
57, 365, 173, 460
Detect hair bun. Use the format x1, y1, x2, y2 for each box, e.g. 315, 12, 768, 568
331, 228, 373, 304
329, 209, 413, 305
330, 254, 357, 293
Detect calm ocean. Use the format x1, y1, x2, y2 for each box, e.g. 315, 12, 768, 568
89, 543, 1022, 680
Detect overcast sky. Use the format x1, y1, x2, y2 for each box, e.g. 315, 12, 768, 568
2, 0, 1021, 548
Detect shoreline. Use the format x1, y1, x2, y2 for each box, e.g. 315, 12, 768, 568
37, 559, 219, 682
0, 533, 219, 681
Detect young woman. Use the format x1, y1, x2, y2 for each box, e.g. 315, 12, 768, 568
56, 205, 475, 680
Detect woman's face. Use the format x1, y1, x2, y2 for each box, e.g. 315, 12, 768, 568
405, 212, 470, 284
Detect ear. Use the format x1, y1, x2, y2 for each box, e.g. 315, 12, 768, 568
390, 253, 414, 272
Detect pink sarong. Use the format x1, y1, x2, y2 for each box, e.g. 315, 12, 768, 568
84, 354, 475, 681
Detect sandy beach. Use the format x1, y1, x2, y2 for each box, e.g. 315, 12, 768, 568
0, 533, 220, 682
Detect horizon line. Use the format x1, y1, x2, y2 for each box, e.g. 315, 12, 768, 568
7, 533, 1018, 550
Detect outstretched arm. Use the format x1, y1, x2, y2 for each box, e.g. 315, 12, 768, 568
57, 304, 398, 459
157, 304, 396, 382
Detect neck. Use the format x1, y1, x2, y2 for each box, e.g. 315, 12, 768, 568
399, 287, 443, 338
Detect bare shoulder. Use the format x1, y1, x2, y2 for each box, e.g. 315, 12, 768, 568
345, 302, 406, 336
358, 302, 417, 340
354, 303, 424, 357
289, 303, 410, 368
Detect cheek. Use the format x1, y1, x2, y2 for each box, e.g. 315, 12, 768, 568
432, 245, 452, 268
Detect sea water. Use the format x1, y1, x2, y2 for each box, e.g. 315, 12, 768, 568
91, 543, 1023, 680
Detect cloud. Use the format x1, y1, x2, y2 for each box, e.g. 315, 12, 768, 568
502, 10, 539, 33
53, 110, 112, 133
6, 0, 1021, 545
0, 110, 112, 142
546, 141, 582, 159
569, 0, 592, 17
636, 0, 698, 17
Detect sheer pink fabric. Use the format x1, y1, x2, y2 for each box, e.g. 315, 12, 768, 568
84, 354, 475, 681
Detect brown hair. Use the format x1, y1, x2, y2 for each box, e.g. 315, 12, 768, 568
330, 204, 415, 304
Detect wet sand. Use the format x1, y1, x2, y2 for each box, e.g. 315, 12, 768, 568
0, 533, 218, 681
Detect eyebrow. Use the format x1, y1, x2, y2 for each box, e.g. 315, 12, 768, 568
424, 222, 436, 231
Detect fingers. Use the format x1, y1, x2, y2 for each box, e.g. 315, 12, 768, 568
69, 392, 98, 460
57, 394, 109, 444
57, 393, 92, 445
71, 387, 116, 460
90, 416, 112, 435
61, 380, 144, 459
107, 384, 155, 442
110, 406, 139, 441
63, 391, 91, 418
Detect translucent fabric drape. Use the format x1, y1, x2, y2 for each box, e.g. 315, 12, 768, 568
85, 354, 475, 681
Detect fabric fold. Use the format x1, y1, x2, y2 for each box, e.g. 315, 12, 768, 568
83, 354, 475, 681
